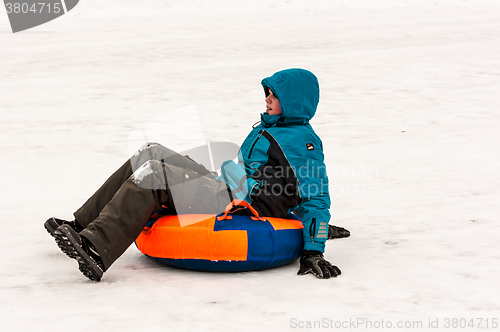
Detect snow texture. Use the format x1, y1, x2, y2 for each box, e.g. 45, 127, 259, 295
131, 160, 155, 185
1, 0, 499, 331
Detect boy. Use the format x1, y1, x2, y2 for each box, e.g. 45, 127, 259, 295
46, 68, 348, 281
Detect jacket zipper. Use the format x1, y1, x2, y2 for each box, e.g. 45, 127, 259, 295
309, 218, 317, 245
248, 130, 264, 159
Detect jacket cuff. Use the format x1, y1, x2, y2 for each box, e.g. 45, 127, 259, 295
303, 240, 325, 253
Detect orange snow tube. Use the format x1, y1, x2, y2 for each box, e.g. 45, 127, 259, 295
135, 200, 304, 272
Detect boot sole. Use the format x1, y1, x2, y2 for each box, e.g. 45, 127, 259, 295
44, 217, 59, 237
54, 225, 103, 282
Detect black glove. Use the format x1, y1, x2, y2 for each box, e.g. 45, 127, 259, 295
297, 250, 341, 279
327, 224, 350, 240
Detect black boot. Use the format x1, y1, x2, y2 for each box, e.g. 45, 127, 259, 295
327, 224, 351, 240
53, 225, 104, 281
45, 217, 84, 237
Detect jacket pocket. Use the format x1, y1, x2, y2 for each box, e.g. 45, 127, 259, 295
309, 218, 317, 244
248, 130, 264, 159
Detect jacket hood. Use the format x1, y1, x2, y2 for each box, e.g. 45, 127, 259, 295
261, 68, 319, 126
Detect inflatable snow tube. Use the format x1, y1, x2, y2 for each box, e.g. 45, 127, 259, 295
135, 201, 304, 272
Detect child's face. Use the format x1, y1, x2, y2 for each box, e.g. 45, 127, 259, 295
265, 89, 282, 116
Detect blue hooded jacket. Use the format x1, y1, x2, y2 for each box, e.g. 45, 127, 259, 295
220, 69, 330, 252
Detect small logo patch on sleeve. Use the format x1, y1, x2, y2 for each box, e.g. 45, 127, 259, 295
306, 143, 314, 151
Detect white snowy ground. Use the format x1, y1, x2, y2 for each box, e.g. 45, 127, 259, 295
1, 0, 500, 331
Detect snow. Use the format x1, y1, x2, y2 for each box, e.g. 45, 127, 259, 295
131, 160, 155, 185
1, 0, 500, 331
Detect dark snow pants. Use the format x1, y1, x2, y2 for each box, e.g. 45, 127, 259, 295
74, 142, 232, 271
